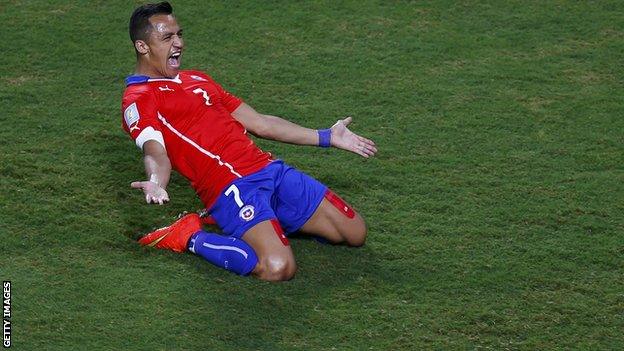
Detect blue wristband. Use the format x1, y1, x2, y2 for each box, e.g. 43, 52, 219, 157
317, 129, 331, 148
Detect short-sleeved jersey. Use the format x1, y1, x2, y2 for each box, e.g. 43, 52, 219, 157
121, 70, 272, 208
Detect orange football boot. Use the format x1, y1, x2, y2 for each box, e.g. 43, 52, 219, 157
138, 213, 202, 253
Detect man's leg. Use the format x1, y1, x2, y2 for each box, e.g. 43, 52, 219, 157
298, 190, 367, 247
241, 219, 297, 281
138, 213, 261, 276
146, 218, 295, 281
188, 231, 259, 276
270, 162, 367, 247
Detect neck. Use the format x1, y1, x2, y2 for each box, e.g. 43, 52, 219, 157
134, 60, 171, 79
134, 65, 157, 78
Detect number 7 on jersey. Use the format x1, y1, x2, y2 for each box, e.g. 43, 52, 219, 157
225, 184, 244, 208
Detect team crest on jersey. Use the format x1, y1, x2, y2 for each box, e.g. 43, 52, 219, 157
190, 75, 208, 82
239, 205, 255, 221
124, 102, 141, 132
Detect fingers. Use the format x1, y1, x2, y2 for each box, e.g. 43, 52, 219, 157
331, 116, 378, 158
353, 135, 377, 158
362, 144, 377, 157
146, 194, 162, 205
358, 135, 377, 148
130, 181, 145, 189
132, 180, 169, 205
151, 193, 169, 205
351, 138, 377, 158
353, 145, 376, 158
145, 193, 170, 205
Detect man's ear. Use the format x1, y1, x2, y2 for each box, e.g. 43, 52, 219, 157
135, 40, 149, 55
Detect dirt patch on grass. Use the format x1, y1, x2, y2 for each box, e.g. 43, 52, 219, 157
3, 76, 37, 86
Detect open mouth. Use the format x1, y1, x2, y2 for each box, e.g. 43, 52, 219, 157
168, 52, 181, 68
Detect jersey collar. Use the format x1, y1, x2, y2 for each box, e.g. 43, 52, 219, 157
125, 75, 150, 86
125, 74, 181, 86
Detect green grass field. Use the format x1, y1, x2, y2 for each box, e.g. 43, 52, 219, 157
2, 0, 623, 349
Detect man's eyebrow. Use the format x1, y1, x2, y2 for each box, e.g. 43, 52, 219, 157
160, 30, 175, 38
160, 29, 182, 39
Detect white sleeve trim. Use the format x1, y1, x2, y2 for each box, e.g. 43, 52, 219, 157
135, 126, 166, 151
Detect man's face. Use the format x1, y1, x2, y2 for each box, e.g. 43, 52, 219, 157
142, 14, 184, 78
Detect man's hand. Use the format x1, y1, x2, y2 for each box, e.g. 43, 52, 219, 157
131, 180, 170, 205
330, 117, 377, 158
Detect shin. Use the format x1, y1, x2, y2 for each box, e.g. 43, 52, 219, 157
188, 231, 258, 276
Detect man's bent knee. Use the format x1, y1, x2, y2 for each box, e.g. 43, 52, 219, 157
343, 214, 367, 247
255, 255, 297, 281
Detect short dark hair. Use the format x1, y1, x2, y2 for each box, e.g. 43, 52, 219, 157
129, 2, 173, 43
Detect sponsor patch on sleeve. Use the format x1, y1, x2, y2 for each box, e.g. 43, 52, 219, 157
124, 102, 140, 129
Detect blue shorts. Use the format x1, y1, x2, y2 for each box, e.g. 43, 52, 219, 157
208, 160, 327, 238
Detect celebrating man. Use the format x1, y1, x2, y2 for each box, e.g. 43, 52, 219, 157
122, 2, 377, 281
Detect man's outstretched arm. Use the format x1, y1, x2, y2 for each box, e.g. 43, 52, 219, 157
130, 140, 172, 205
231, 103, 377, 158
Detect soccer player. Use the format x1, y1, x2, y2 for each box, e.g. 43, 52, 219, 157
122, 2, 377, 281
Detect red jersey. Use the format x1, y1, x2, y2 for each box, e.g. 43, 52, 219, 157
121, 70, 272, 208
